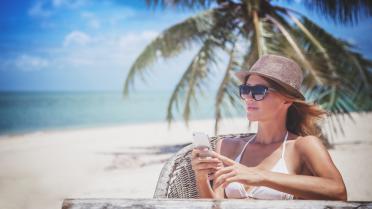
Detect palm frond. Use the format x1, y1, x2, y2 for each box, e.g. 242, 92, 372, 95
123, 9, 216, 95
285, 11, 336, 74
277, 11, 340, 109
260, 15, 297, 56
166, 38, 220, 126
266, 14, 324, 86
182, 41, 219, 124
146, 0, 211, 9
214, 44, 242, 134
297, 17, 372, 111
300, 0, 372, 25
145, 0, 236, 10
240, 32, 258, 70
166, 5, 244, 126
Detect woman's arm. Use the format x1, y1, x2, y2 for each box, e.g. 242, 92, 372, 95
260, 136, 347, 200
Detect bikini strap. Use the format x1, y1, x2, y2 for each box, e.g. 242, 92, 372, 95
235, 134, 256, 162
281, 131, 289, 159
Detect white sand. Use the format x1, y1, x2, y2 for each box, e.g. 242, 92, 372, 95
0, 112, 371, 209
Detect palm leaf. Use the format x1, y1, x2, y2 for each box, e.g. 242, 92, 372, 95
146, 0, 215, 10
214, 44, 241, 134
284, 11, 337, 75
123, 9, 216, 95
284, 14, 372, 137
182, 40, 219, 125
166, 38, 220, 126
300, 0, 372, 25
166, 6, 243, 126
266, 14, 324, 86
297, 17, 372, 111
165, 9, 227, 125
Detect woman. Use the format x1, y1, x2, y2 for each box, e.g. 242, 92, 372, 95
191, 54, 347, 200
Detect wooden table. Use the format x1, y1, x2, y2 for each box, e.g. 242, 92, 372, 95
62, 198, 372, 209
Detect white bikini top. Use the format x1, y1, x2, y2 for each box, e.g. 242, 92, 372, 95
224, 132, 294, 200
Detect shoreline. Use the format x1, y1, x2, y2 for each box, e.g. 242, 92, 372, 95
0, 116, 253, 142
0, 115, 245, 139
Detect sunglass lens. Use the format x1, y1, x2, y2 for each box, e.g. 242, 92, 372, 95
240, 85, 251, 98
239, 85, 269, 101
251, 86, 267, 101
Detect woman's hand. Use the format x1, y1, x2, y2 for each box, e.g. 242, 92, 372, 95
191, 148, 223, 178
210, 151, 266, 188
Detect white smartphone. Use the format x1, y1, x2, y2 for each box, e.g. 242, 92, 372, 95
192, 132, 211, 150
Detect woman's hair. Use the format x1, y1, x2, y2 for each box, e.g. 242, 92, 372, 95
245, 75, 328, 137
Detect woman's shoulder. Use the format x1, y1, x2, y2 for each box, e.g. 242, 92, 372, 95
294, 135, 329, 157
294, 135, 323, 148
215, 133, 256, 157
293, 134, 342, 183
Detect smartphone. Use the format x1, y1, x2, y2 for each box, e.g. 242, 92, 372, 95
192, 132, 211, 150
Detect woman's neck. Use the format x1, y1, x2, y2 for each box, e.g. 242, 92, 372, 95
255, 118, 288, 145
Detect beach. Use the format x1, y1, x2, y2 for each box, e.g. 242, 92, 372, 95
0, 112, 371, 209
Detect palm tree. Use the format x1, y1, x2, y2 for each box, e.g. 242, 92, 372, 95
123, 0, 372, 140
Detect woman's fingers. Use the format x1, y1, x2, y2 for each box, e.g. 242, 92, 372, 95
191, 158, 221, 170
219, 176, 243, 189
192, 162, 221, 172
212, 166, 236, 188
192, 149, 212, 159
223, 176, 241, 185
192, 160, 221, 167
209, 151, 236, 166
197, 163, 220, 170
191, 149, 200, 158
213, 166, 235, 178
191, 158, 222, 169
213, 169, 238, 188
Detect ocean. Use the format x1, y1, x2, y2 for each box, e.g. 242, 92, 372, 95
0, 91, 243, 135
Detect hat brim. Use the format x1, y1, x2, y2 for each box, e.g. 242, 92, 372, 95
235, 71, 305, 100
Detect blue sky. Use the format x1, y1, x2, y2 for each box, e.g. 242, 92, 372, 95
0, 0, 371, 92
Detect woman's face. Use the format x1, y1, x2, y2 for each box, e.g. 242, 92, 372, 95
244, 75, 291, 122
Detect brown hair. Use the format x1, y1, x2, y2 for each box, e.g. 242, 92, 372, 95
245, 75, 328, 137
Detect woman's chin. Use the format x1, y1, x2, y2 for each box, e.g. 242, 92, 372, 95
246, 113, 259, 121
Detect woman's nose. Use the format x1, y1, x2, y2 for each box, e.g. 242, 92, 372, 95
242, 92, 255, 102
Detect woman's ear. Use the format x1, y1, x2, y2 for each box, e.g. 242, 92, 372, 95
283, 100, 293, 108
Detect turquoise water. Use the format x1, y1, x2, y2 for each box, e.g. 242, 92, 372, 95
0, 91, 239, 135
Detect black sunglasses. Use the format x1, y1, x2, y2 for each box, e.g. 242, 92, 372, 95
239, 84, 276, 101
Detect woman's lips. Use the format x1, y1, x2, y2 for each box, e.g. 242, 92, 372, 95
247, 106, 258, 111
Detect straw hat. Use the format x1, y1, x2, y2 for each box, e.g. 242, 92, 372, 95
235, 54, 305, 100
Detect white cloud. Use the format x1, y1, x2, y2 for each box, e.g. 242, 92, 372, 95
63, 31, 93, 47
108, 8, 137, 26
49, 30, 160, 71
28, 1, 53, 17
119, 31, 159, 48
81, 12, 101, 29
347, 38, 357, 45
52, 0, 87, 8
14, 54, 49, 71
29, 0, 87, 18
0, 28, 195, 91
52, 0, 63, 7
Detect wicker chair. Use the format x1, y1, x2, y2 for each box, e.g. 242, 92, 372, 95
153, 133, 252, 198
